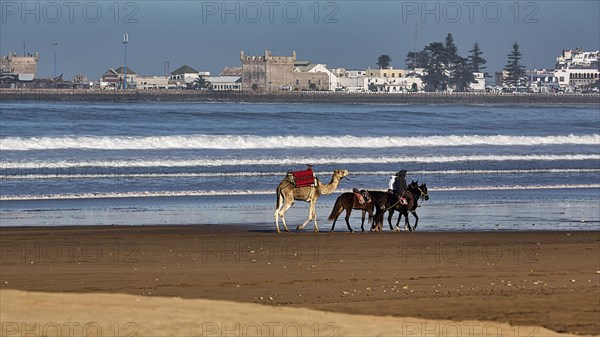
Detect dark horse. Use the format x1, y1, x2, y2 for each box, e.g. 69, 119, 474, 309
328, 190, 389, 232
374, 181, 429, 232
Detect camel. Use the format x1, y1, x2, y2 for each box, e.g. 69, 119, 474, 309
274, 169, 349, 234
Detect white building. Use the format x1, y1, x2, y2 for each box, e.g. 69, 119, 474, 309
135, 76, 172, 90
526, 69, 559, 92
469, 72, 486, 91
294, 62, 337, 91
332, 68, 368, 92
556, 48, 599, 69
554, 48, 599, 89
205, 76, 242, 91
337, 76, 368, 93
170, 65, 210, 88
368, 75, 423, 93
554, 68, 599, 89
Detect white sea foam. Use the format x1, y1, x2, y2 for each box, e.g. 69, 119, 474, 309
2, 169, 599, 180
1, 154, 599, 170
1, 134, 598, 151
2, 184, 599, 201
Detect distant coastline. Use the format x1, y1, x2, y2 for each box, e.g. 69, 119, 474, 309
1, 88, 599, 104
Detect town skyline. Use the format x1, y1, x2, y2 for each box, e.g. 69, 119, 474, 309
2, 1, 599, 79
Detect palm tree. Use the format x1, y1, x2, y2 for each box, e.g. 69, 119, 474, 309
192, 75, 210, 90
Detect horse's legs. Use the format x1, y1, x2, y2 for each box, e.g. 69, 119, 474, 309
374, 208, 384, 232
329, 217, 338, 232
344, 207, 354, 233
387, 210, 396, 231
395, 210, 403, 231
360, 210, 366, 232
404, 211, 412, 231
412, 211, 419, 230
370, 207, 378, 231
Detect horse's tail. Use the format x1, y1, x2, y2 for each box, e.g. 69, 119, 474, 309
327, 195, 344, 221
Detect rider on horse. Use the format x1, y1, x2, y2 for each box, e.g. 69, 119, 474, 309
392, 170, 414, 210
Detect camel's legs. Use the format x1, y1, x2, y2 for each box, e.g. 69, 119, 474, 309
278, 200, 293, 232
296, 205, 312, 231
311, 201, 319, 232
274, 194, 284, 234
297, 200, 319, 232
275, 197, 294, 234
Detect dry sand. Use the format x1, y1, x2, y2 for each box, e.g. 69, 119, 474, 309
1, 225, 598, 336
1, 289, 582, 337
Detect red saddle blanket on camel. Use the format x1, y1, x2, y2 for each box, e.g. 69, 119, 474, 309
290, 169, 316, 187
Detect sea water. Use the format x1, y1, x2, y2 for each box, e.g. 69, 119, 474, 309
1, 102, 598, 230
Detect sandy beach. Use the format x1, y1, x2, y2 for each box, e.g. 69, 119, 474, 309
1, 225, 598, 336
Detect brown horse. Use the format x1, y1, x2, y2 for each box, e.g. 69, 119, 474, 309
375, 181, 429, 232
360, 190, 387, 231
372, 192, 409, 232
392, 181, 429, 231
327, 192, 374, 232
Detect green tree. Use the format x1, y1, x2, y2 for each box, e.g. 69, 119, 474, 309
416, 33, 478, 92
504, 42, 526, 87
368, 82, 378, 92
467, 42, 487, 73
190, 75, 210, 90
377, 55, 392, 69
444, 33, 475, 91
405, 50, 429, 69
444, 33, 459, 65
421, 42, 448, 92
449, 56, 475, 92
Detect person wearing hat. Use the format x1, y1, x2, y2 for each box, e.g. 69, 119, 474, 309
394, 170, 414, 210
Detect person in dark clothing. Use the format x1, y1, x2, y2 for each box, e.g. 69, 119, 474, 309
394, 170, 414, 210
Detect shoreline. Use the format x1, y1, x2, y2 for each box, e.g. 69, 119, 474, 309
2, 88, 600, 104
1, 225, 598, 335
1, 223, 599, 232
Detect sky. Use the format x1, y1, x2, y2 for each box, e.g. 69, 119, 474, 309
1, 0, 599, 79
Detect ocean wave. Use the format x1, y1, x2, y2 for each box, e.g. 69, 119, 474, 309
1, 154, 599, 169
2, 184, 599, 201
2, 169, 599, 180
1, 134, 598, 151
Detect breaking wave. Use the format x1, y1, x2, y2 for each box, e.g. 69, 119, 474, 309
2, 184, 599, 201
2, 154, 599, 169
2, 168, 599, 180
1, 134, 599, 151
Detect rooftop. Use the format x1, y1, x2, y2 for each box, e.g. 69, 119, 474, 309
171, 65, 198, 75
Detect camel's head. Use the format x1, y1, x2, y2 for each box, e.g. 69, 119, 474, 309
334, 169, 350, 180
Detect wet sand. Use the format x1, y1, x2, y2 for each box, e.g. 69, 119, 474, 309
1, 225, 598, 336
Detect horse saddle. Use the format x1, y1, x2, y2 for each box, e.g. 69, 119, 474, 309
353, 190, 371, 205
